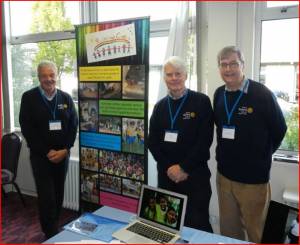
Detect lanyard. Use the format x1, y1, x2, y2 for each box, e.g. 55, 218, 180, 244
223, 80, 249, 125
40, 91, 58, 120
167, 91, 188, 130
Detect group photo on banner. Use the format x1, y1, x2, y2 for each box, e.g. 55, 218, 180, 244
76, 17, 150, 213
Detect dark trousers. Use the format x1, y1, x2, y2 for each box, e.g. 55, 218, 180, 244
158, 171, 213, 232
30, 153, 69, 238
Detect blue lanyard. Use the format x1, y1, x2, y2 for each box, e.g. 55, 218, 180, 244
223, 80, 249, 125
167, 91, 188, 130
40, 91, 58, 120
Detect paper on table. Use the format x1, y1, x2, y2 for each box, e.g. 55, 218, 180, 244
188, 230, 250, 244
64, 213, 128, 242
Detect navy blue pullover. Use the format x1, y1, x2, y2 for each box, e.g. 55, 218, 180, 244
213, 80, 287, 184
19, 87, 78, 157
149, 89, 214, 181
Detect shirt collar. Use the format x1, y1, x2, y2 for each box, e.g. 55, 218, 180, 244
225, 78, 249, 94
168, 88, 188, 100
39, 86, 57, 101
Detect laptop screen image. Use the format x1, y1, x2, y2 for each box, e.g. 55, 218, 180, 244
138, 185, 186, 233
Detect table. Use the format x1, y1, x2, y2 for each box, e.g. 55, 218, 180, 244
44, 206, 249, 244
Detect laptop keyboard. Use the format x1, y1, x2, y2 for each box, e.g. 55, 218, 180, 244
127, 222, 175, 243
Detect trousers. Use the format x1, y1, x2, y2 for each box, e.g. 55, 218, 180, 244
30, 153, 69, 238
216, 171, 270, 243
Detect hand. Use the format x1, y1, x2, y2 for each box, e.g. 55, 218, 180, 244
167, 164, 188, 183
47, 149, 68, 163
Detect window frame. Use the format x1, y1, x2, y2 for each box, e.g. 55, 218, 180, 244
254, 2, 299, 163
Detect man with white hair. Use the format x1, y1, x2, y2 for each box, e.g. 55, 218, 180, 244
149, 56, 214, 232
19, 61, 78, 239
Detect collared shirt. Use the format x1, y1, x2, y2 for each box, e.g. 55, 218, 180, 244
168, 88, 188, 100
225, 77, 249, 94
39, 86, 57, 101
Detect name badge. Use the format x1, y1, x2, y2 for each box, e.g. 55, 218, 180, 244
49, 120, 62, 131
222, 126, 235, 139
164, 130, 178, 143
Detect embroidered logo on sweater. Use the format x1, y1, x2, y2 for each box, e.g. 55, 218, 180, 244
238, 106, 253, 115
58, 104, 68, 110
183, 112, 196, 119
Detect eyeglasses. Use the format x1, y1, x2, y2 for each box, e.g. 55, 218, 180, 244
219, 62, 241, 69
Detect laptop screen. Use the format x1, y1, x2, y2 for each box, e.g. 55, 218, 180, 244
138, 185, 187, 232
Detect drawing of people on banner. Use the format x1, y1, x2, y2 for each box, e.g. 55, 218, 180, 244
122, 65, 145, 99
80, 100, 98, 132
99, 82, 121, 99
122, 118, 144, 155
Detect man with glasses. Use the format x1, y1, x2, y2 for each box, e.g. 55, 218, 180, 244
149, 56, 214, 232
213, 46, 287, 242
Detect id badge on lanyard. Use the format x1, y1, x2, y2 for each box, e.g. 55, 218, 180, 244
164, 130, 178, 143
49, 120, 62, 131
222, 125, 235, 139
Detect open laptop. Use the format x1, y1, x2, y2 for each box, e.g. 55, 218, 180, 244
112, 184, 187, 244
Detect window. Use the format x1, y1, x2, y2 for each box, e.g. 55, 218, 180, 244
97, 1, 179, 22
257, 3, 299, 160
5, 1, 80, 158
9, 1, 79, 36
7, 2, 79, 128
267, 1, 299, 8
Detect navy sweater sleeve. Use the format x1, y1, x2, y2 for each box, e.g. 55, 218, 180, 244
65, 94, 78, 149
264, 91, 287, 153
19, 90, 49, 156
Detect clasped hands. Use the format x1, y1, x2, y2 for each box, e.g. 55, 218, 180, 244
47, 149, 68, 163
167, 164, 188, 183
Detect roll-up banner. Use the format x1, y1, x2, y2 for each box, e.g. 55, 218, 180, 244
76, 17, 149, 213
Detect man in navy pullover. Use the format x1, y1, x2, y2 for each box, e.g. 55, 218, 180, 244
213, 46, 287, 243
149, 56, 214, 232
19, 61, 78, 239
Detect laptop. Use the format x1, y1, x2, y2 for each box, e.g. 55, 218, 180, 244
112, 184, 187, 244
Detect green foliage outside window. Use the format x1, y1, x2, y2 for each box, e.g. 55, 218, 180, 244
12, 1, 76, 127
281, 106, 299, 152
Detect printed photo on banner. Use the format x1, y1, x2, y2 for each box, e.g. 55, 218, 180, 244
80, 100, 98, 132
99, 116, 121, 135
99, 150, 144, 181
122, 179, 142, 199
85, 23, 137, 63
99, 82, 121, 99
100, 174, 122, 194
79, 83, 98, 99
122, 65, 145, 99
81, 170, 99, 204
81, 147, 98, 171
122, 118, 144, 155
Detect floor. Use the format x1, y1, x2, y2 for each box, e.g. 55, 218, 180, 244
1, 192, 78, 244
